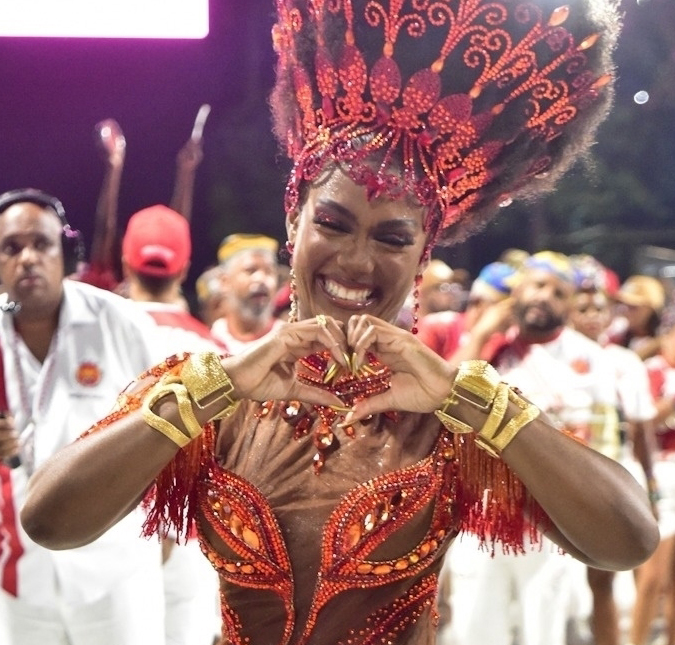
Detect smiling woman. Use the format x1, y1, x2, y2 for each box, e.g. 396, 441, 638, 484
19, 1, 660, 645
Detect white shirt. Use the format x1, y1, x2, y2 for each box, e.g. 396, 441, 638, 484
133, 300, 223, 355
0, 280, 166, 607
211, 316, 284, 355
603, 343, 656, 423
494, 326, 619, 457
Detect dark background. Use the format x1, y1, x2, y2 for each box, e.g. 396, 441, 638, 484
0, 0, 674, 297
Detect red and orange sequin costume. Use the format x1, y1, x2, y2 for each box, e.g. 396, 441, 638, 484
83, 354, 548, 645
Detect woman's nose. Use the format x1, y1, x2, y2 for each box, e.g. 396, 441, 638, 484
336, 237, 374, 275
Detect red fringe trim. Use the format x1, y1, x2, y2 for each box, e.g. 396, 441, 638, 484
79, 355, 552, 553
141, 432, 206, 543
452, 433, 550, 555
78, 352, 209, 544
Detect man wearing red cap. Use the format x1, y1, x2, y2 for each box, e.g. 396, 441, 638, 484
121, 204, 224, 350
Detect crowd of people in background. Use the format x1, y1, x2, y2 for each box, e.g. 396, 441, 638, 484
0, 118, 672, 645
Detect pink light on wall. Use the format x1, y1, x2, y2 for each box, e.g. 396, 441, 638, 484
0, 0, 209, 39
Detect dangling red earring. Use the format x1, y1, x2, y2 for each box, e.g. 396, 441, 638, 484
411, 249, 431, 335
285, 240, 294, 264
410, 271, 422, 334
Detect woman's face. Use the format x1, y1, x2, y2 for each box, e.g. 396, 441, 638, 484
287, 167, 428, 327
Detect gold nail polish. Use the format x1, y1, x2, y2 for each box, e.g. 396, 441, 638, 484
323, 361, 339, 384
349, 352, 357, 375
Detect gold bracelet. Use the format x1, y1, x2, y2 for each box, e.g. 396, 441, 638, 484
475, 387, 540, 457
141, 376, 204, 447
476, 382, 510, 443
434, 360, 501, 434
452, 360, 502, 409
433, 360, 539, 458
180, 352, 239, 420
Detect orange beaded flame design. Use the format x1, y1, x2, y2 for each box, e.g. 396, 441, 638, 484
298, 441, 456, 643
273, 0, 611, 242
199, 456, 295, 645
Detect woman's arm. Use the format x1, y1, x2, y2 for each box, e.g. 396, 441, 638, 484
21, 401, 182, 550
21, 319, 347, 550
500, 418, 658, 570
344, 315, 659, 571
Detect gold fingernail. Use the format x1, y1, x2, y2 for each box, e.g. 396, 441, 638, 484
350, 352, 358, 375
324, 361, 339, 384
329, 404, 351, 412
342, 351, 351, 368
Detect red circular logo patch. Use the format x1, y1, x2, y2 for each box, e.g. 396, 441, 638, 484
76, 362, 101, 386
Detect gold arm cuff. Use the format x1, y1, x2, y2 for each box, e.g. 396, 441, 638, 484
141, 378, 204, 447
434, 360, 502, 435
180, 352, 238, 420
476, 382, 510, 441
433, 361, 539, 458
434, 405, 474, 434
475, 387, 540, 457
453, 360, 501, 410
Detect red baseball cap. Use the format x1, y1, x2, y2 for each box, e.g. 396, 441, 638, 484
122, 205, 191, 277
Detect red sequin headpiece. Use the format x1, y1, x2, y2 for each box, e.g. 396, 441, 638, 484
272, 0, 614, 244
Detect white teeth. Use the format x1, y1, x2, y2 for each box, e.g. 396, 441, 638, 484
324, 279, 372, 303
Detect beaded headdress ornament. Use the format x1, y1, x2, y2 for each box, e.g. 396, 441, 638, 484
272, 0, 614, 246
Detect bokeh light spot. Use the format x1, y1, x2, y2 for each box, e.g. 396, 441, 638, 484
633, 90, 650, 105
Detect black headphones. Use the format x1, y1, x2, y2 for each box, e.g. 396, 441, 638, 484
0, 188, 85, 276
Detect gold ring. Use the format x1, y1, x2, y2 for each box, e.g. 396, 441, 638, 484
316, 314, 328, 328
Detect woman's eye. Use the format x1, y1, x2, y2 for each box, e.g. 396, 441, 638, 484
378, 235, 413, 248
314, 216, 347, 232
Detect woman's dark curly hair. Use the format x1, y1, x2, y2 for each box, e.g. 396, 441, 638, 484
270, 0, 621, 246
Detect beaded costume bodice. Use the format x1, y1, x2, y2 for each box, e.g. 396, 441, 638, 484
197, 404, 457, 645
86, 354, 546, 645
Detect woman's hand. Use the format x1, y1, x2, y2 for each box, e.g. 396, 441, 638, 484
342, 314, 456, 422
223, 315, 349, 408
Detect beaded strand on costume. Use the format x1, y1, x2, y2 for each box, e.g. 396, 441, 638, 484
285, 240, 299, 323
